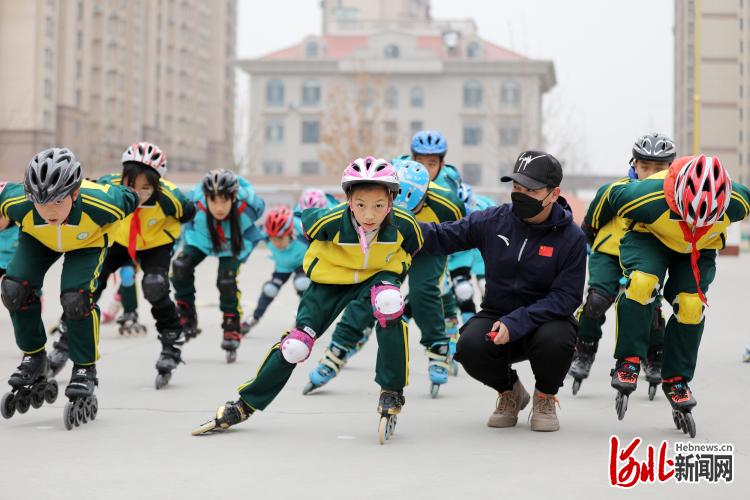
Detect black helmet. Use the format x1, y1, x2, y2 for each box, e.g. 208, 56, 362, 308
632, 133, 676, 164
24, 148, 83, 204
202, 169, 239, 197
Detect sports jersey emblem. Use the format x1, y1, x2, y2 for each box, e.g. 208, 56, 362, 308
76, 232, 89, 240
148, 219, 158, 227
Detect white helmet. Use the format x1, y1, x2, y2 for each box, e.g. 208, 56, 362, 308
341, 156, 400, 194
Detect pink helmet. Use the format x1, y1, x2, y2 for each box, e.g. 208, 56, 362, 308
673, 154, 731, 228
122, 142, 167, 177
299, 188, 327, 210
341, 156, 400, 194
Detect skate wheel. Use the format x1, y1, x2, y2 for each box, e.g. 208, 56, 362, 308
448, 361, 459, 377
155, 373, 171, 390
1, 392, 15, 419
30, 389, 45, 409
15, 394, 30, 414
44, 380, 59, 404
90, 396, 98, 421
378, 416, 388, 445
672, 409, 682, 430
616, 393, 628, 421
684, 412, 696, 438
572, 379, 581, 396
191, 419, 217, 436
430, 383, 439, 399
63, 401, 76, 430
79, 400, 89, 424
648, 384, 656, 401
302, 382, 317, 396
225, 350, 237, 364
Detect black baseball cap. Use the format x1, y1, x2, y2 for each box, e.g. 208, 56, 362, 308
501, 150, 563, 190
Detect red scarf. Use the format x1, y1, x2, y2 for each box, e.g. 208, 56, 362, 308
128, 207, 141, 266
664, 158, 709, 305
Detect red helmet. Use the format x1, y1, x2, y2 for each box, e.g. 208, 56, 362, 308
121, 142, 167, 177
264, 206, 294, 237
673, 154, 731, 228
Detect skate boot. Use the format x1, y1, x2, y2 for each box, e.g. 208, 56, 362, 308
426, 342, 450, 399
445, 317, 460, 376
154, 329, 185, 390
487, 378, 531, 428
610, 357, 640, 421
47, 326, 70, 378
1, 352, 59, 420
663, 377, 697, 438
63, 364, 98, 431
48, 317, 67, 337
643, 346, 663, 401
240, 317, 258, 336
744, 344, 750, 363
101, 295, 122, 324
302, 343, 349, 395
177, 300, 201, 341
116, 311, 147, 335
568, 338, 598, 396
192, 399, 253, 435
377, 389, 405, 445
221, 314, 242, 363
346, 325, 373, 361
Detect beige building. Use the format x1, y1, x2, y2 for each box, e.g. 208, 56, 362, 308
240, 0, 555, 188
0, 0, 236, 180
674, 0, 749, 183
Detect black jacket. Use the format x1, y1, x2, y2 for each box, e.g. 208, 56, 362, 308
419, 198, 586, 341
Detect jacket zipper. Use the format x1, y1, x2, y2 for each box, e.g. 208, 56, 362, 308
517, 238, 528, 262
57, 225, 63, 252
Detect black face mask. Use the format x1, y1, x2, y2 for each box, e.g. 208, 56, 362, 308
511, 190, 552, 220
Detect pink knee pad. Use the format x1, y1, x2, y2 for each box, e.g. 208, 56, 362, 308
370, 283, 405, 328
280, 328, 316, 363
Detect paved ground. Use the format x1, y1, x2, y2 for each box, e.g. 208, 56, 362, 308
0, 247, 747, 499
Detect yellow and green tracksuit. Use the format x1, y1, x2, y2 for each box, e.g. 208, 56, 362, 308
579, 176, 664, 349
0, 181, 138, 364
596, 170, 750, 380
237, 204, 423, 411
329, 182, 466, 354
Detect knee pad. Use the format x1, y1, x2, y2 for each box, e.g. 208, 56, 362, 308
673, 293, 705, 325
171, 253, 194, 282
262, 278, 282, 298
60, 289, 93, 320
452, 276, 474, 303
142, 272, 170, 303
280, 327, 316, 363
370, 283, 405, 328
217, 269, 238, 297
292, 274, 311, 294
1, 276, 34, 312
582, 288, 612, 320
119, 265, 136, 287
624, 271, 660, 306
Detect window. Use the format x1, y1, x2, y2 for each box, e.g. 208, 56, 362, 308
463, 163, 482, 184
410, 120, 423, 135
466, 42, 480, 59
44, 48, 54, 69
75, 89, 81, 106
463, 80, 482, 108
305, 41, 318, 57
76, 31, 83, 50
359, 84, 375, 108
301, 120, 320, 143
463, 122, 482, 146
498, 161, 512, 181
44, 79, 52, 99
43, 110, 52, 129
76, 60, 82, 79
500, 127, 520, 146
77, 1, 84, 20
266, 79, 284, 107
46, 17, 54, 37
301, 80, 321, 106
384, 86, 398, 108
384, 121, 398, 145
501, 80, 521, 107
384, 44, 400, 59
300, 161, 321, 175
262, 161, 283, 175
265, 120, 284, 144
410, 86, 424, 108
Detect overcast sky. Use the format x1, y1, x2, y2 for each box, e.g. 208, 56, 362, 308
236, 0, 674, 175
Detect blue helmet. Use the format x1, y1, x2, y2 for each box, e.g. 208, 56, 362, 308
457, 183, 475, 213
392, 158, 430, 212
411, 130, 447, 156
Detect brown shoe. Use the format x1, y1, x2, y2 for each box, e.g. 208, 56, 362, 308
530, 390, 560, 432
487, 379, 531, 428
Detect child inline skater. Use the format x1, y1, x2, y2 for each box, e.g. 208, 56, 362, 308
192, 157, 422, 444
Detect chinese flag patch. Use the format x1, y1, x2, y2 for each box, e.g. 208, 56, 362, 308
538, 245, 554, 257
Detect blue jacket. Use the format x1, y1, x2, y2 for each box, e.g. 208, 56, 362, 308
419, 198, 587, 341
183, 177, 265, 261
0, 225, 19, 269
264, 217, 309, 273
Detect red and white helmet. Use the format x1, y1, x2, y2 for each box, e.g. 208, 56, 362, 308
341, 156, 400, 194
673, 154, 732, 228
122, 142, 167, 177
299, 188, 327, 210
